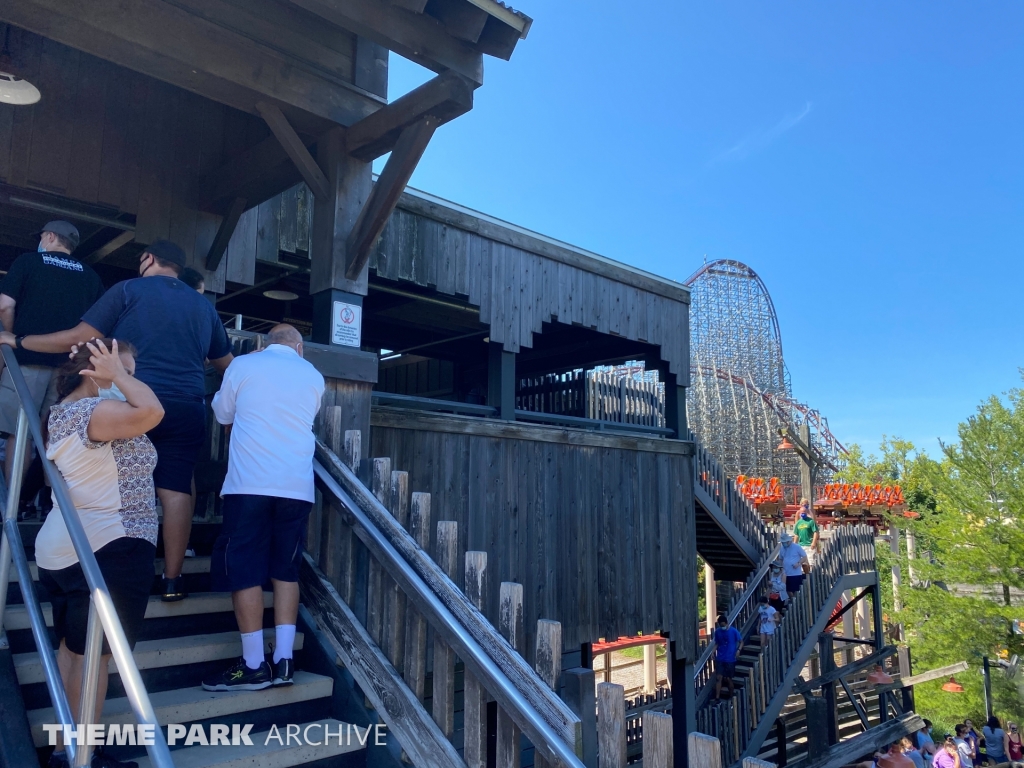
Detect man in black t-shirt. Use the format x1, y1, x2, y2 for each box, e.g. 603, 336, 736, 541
0, 220, 104, 482
0, 240, 234, 601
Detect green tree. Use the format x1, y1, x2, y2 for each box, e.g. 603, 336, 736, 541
856, 383, 1024, 734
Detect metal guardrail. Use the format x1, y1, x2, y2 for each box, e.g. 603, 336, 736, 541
0, 344, 174, 768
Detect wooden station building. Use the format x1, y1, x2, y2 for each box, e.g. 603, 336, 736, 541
0, 3, 852, 768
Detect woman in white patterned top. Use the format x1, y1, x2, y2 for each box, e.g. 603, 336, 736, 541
35, 338, 164, 768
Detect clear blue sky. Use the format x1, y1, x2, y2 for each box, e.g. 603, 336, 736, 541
383, 1, 1024, 457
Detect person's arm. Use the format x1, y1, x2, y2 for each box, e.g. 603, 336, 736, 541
210, 353, 233, 374
81, 340, 164, 442
211, 364, 237, 425
1005, 731, 1011, 758
0, 321, 103, 354
812, 523, 820, 550
0, 294, 15, 334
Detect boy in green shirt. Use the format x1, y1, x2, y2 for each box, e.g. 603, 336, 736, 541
793, 498, 819, 554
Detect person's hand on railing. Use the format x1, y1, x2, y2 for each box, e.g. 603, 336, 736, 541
0, 331, 14, 348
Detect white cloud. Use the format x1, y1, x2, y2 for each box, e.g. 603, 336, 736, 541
713, 102, 813, 163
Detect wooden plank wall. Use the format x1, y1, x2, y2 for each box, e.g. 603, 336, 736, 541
369, 407, 699, 662
368, 204, 692, 380
0, 25, 267, 292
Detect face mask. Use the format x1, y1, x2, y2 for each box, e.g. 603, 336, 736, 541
97, 382, 127, 401
801, 512, 810, 519
38, 242, 48, 252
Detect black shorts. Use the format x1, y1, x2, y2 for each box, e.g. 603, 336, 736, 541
146, 398, 207, 494
786, 574, 805, 594
210, 494, 312, 593
38, 537, 156, 656
717, 661, 737, 678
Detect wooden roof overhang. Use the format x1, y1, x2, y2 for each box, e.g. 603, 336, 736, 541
1, 0, 532, 282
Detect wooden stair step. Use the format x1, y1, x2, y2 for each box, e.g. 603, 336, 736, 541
133, 719, 365, 768
14, 629, 303, 685
27, 671, 333, 747
4, 591, 273, 632
11, 557, 212, 583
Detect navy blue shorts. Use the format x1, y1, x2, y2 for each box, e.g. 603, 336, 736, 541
147, 398, 207, 494
717, 661, 737, 678
210, 494, 312, 592
786, 574, 805, 594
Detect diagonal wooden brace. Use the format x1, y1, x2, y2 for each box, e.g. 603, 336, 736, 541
256, 101, 331, 201
344, 116, 437, 280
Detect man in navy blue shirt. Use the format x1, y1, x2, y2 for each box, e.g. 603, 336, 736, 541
0, 240, 233, 601
712, 613, 743, 700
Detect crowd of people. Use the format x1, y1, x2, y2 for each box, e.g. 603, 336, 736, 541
856, 717, 1023, 767
0, 223, 325, 768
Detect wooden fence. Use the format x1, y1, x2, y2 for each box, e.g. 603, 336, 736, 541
516, 370, 666, 428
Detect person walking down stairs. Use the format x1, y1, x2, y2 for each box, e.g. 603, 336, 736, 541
202, 324, 325, 692
712, 613, 743, 701
780, 532, 810, 595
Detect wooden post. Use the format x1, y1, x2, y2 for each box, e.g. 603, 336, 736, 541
705, 564, 717, 637
382, 470, 409, 670
799, 422, 814, 509
535, 620, 562, 768
464, 551, 489, 768
563, 668, 598, 768
432, 521, 459, 736
403, 492, 431, 700
804, 694, 830, 759
643, 712, 674, 768
487, 342, 516, 420
644, 642, 658, 694
366, 457, 391, 646
670, 646, 696, 767
742, 759, 777, 768
857, 593, 872, 646
497, 582, 524, 768
343, 429, 361, 471
597, 682, 626, 768
818, 633, 838, 746
842, 592, 856, 664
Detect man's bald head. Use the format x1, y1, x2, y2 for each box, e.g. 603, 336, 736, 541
266, 324, 304, 354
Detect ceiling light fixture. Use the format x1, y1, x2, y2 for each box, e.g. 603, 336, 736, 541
0, 28, 40, 106
263, 290, 299, 301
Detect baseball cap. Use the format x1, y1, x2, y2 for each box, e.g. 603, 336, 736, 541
143, 239, 187, 267
34, 220, 80, 250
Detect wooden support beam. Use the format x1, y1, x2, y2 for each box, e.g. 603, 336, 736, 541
206, 197, 247, 271
390, 0, 428, 13
287, 0, 484, 84
792, 645, 897, 694
431, 0, 490, 43
345, 117, 437, 279
198, 136, 298, 215
82, 230, 135, 265
874, 660, 970, 693
797, 712, 924, 768
346, 71, 474, 161
0, 0, 382, 132
256, 102, 332, 201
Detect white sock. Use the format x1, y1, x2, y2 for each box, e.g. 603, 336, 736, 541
240, 630, 264, 670
273, 624, 296, 663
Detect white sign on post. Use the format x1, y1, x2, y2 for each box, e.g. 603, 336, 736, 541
331, 301, 362, 347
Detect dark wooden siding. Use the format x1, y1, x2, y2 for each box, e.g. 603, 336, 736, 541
369, 407, 699, 662
369, 202, 691, 380
0, 25, 269, 292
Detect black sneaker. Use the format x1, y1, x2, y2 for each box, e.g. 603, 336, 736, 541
161, 575, 187, 602
272, 657, 294, 686
202, 658, 272, 691
91, 746, 138, 768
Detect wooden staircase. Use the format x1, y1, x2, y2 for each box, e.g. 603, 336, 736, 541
4, 523, 365, 768
692, 525, 880, 767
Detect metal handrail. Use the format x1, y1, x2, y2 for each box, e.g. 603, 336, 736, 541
313, 444, 585, 768
0, 344, 174, 768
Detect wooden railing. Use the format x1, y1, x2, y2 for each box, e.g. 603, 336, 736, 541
516, 370, 666, 429
689, 430, 776, 561
694, 525, 877, 766
303, 416, 584, 768
693, 543, 782, 707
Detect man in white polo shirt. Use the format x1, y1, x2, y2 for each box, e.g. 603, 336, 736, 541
203, 324, 325, 691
